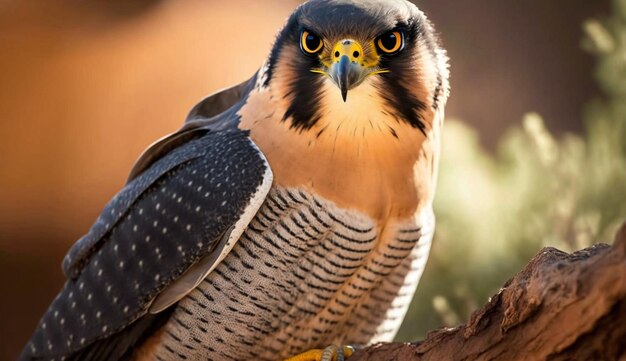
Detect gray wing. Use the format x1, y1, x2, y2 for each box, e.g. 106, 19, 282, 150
20, 128, 273, 361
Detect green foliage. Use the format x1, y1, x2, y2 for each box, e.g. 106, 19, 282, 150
397, 0, 626, 341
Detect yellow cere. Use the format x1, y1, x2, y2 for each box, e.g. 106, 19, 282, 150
332, 40, 363, 63
317, 39, 379, 68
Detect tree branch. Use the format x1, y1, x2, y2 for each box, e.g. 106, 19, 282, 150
352, 223, 626, 361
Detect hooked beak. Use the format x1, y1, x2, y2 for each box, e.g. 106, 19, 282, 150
329, 55, 365, 102
325, 39, 371, 102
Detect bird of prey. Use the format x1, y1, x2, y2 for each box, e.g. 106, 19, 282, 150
20, 0, 449, 360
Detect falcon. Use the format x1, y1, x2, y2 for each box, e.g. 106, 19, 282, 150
20, 0, 449, 360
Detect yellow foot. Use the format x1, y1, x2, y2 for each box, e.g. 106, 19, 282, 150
284, 345, 356, 361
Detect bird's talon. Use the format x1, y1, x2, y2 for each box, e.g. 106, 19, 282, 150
321, 345, 337, 361
285, 345, 356, 361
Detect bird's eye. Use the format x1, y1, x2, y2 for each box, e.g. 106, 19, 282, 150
377, 31, 403, 54
301, 30, 324, 55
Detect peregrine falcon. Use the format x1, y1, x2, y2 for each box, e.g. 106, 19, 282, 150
20, 0, 449, 360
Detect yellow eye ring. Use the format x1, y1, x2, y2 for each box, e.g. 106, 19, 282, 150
301, 30, 324, 54
377, 31, 403, 54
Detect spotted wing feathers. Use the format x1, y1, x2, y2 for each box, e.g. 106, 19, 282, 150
21, 129, 272, 361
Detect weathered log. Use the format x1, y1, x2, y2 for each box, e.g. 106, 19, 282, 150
352, 223, 626, 361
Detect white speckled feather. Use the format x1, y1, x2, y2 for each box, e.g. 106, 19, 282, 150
149, 144, 274, 313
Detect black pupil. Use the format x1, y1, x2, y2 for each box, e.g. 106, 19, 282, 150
381, 33, 397, 50
306, 34, 320, 51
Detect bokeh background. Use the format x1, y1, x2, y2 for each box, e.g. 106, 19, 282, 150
1, 0, 625, 358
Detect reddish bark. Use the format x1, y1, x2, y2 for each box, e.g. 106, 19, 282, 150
352, 223, 626, 361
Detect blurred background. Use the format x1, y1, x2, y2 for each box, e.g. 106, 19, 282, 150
1, 0, 625, 358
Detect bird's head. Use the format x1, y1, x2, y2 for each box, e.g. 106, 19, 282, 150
259, 0, 449, 135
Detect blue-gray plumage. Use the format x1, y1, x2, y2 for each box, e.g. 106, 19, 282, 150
22, 130, 271, 360
21, 0, 449, 360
